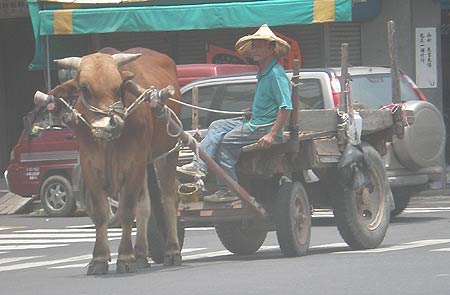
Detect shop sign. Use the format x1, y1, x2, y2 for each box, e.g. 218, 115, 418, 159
415, 27, 437, 88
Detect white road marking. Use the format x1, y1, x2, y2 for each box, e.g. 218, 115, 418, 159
335, 239, 450, 254
0, 237, 120, 244
431, 247, 450, 252
0, 244, 69, 251
0, 256, 43, 265
0, 254, 93, 272
0, 233, 124, 239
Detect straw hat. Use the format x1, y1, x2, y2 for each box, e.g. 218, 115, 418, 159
235, 24, 290, 58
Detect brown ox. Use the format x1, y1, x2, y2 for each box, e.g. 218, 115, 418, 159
51, 47, 182, 275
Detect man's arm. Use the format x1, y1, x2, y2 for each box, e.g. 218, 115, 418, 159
257, 108, 291, 148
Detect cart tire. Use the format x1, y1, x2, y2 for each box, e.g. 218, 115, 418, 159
333, 144, 392, 250
40, 175, 77, 217
274, 181, 311, 257
147, 212, 185, 264
215, 221, 267, 255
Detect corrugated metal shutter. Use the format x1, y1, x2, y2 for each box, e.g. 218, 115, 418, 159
277, 24, 324, 68
327, 22, 362, 67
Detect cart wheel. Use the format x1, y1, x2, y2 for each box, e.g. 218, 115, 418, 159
215, 221, 267, 255
147, 211, 185, 264
333, 144, 392, 250
390, 188, 414, 218
274, 181, 311, 257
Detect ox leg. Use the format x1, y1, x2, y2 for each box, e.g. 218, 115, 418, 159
134, 172, 151, 269
87, 190, 111, 276
155, 155, 182, 266
116, 189, 137, 274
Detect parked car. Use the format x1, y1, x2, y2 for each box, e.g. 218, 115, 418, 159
4, 64, 257, 217
178, 66, 446, 216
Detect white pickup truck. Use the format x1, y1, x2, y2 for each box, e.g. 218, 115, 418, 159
178, 66, 446, 217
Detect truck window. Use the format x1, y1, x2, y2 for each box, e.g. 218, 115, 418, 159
181, 82, 255, 129
298, 78, 324, 110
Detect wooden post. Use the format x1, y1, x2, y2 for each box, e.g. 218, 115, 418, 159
388, 20, 405, 139
289, 59, 300, 139
337, 43, 352, 151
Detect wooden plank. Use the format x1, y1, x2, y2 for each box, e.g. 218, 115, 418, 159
0, 193, 33, 215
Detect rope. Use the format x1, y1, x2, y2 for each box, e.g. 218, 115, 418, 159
167, 97, 245, 115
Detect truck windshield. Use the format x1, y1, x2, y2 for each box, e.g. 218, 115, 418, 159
349, 74, 419, 109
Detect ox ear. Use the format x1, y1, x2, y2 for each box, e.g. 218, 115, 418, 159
54, 57, 81, 70
120, 71, 135, 82
112, 53, 141, 67
50, 79, 79, 98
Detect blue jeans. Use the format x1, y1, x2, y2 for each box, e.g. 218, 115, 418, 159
196, 117, 269, 190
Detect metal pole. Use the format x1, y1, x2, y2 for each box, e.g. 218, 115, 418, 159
45, 36, 51, 92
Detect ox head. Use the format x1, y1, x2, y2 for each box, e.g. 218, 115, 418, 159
52, 52, 141, 141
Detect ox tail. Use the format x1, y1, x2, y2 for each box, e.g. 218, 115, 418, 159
147, 163, 168, 241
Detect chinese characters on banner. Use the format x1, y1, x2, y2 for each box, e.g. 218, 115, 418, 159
415, 27, 437, 88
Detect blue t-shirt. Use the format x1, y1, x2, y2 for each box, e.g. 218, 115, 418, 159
246, 59, 292, 134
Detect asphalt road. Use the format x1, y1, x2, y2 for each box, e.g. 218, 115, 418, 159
0, 195, 449, 295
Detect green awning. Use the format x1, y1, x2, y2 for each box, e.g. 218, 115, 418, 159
28, 0, 352, 69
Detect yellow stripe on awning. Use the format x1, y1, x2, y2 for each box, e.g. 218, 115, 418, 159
54, 10, 73, 34
313, 0, 336, 23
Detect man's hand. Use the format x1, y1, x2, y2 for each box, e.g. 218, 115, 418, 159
257, 133, 276, 149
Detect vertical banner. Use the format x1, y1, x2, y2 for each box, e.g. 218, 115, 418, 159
415, 27, 437, 88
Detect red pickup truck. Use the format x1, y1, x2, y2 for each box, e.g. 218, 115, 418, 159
4, 64, 257, 217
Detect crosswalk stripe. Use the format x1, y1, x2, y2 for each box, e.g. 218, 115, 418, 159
0, 256, 43, 265
334, 239, 450, 254
431, 247, 450, 252
0, 254, 93, 272
0, 244, 69, 251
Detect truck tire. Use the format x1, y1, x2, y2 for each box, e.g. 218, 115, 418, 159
147, 212, 185, 264
40, 175, 77, 217
215, 220, 267, 255
390, 187, 417, 217
333, 144, 392, 249
392, 101, 445, 170
274, 181, 311, 257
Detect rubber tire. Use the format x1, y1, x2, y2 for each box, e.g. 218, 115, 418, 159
390, 190, 413, 218
40, 175, 77, 217
147, 212, 185, 264
274, 181, 311, 257
333, 144, 392, 250
215, 221, 267, 255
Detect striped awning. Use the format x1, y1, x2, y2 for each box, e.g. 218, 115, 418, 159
28, 0, 352, 69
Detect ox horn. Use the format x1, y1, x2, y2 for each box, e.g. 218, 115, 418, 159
112, 53, 141, 67
54, 57, 82, 70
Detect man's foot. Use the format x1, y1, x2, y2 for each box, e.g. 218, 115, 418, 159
177, 162, 206, 178
203, 189, 239, 203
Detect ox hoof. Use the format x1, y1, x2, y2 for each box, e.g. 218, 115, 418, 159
116, 259, 137, 274
136, 256, 150, 269
163, 253, 182, 266
87, 261, 109, 276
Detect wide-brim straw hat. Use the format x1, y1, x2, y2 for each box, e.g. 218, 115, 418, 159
235, 24, 290, 58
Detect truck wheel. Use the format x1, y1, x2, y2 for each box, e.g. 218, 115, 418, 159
40, 175, 77, 217
215, 220, 267, 255
274, 181, 311, 257
147, 212, 185, 264
333, 144, 392, 249
390, 189, 414, 217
